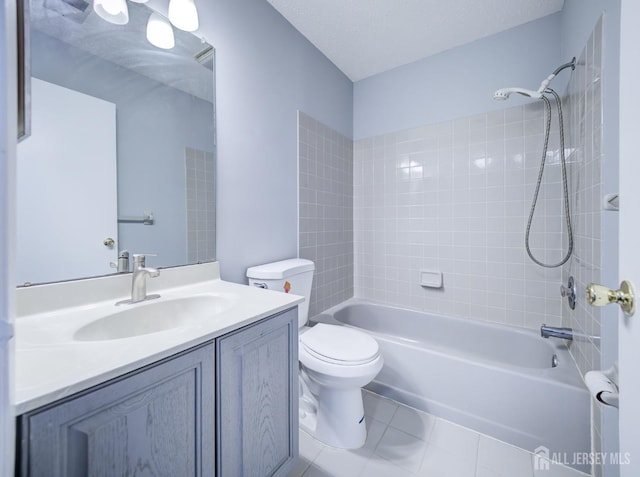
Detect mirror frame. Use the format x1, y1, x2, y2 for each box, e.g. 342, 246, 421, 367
17, 0, 30, 141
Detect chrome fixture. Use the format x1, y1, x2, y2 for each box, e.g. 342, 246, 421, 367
116, 254, 160, 305
586, 281, 636, 316
541, 324, 573, 341
111, 250, 130, 273
560, 276, 577, 310
552, 354, 559, 368
493, 58, 576, 268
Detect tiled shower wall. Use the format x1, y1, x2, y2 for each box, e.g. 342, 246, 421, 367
562, 16, 605, 470
298, 112, 354, 317
354, 104, 566, 330
562, 16, 604, 382
185, 147, 216, 263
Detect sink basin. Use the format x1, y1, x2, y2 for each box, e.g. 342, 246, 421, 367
73, 294, 234, 341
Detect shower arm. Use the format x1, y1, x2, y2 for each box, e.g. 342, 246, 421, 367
536, 57, 577, 94
553, 57, 577, 76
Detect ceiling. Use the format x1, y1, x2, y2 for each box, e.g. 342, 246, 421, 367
267, 0, 564, 82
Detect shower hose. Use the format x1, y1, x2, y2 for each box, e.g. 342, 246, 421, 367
525, 88, 573, 268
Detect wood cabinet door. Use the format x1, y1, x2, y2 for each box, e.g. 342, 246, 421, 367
19, 342, 214, 477
217, 307, 298, 477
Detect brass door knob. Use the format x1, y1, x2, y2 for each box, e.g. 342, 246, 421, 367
586, 281, 635, 316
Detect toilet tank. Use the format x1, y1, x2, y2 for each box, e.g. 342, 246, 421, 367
246, 258, 314, 329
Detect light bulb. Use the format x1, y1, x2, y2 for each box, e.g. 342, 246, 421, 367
146, 12, 175, 50
168, 0, 199, 32
93, 0, 129, 25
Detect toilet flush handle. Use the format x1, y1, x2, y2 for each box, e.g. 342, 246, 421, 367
253, 282, 268, 289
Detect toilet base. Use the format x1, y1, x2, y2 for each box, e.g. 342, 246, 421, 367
300, 379, 367, 449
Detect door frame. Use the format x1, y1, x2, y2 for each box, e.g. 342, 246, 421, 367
0, 0, 18, 475
618, 1, 640, 475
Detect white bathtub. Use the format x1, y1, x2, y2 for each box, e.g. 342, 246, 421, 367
313, 300, 590, 472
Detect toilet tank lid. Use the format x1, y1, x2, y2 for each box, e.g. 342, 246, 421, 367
246, 258, 315, 279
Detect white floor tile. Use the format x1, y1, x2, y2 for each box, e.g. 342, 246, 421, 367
310, 446, 373, 477
358, 454, 417, 477
534, 462, 591, 477
374, 426, 428, 474
301, 463, 335, 477
363, 391, 399, 424
476, 435, 534, 477
287, 457, 312, 477
475, 466, 504, 477
418, 443, 477, 477
296, 395, 583, 477
363, 417, 387, 450
428, 418, 480, 460
299, 429, 326, 462
389, 404, 436, 441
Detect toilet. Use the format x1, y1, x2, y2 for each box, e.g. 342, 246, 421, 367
247, 258, 383, 449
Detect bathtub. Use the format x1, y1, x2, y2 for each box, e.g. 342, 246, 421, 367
313, 300, 590, 472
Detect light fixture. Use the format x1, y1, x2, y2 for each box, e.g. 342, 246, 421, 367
129, 0, 149, 3
168, 0, 199, 32
146, 12, 175, 49
93, 0, 129, 25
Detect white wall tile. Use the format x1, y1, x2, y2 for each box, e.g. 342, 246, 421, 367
560, 18, 604, 477
354, 100, 571, 330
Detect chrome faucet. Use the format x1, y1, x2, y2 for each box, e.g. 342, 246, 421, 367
117, 254, 160, 305
540, 324, 573, 341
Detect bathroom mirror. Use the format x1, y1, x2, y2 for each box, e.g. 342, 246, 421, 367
16, 0, 216, 286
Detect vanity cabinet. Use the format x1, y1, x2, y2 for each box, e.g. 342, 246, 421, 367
17, 342, 215, 477
216, 307, 298, 477
16, 307, 298, 477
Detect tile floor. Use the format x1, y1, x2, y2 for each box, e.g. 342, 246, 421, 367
288, 391, 589, 477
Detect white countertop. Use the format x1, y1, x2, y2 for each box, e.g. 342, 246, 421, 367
13, 263, 303, 415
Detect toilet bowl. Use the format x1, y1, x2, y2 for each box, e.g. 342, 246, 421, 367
246, 259, 383, 449
299, 324, 383, 448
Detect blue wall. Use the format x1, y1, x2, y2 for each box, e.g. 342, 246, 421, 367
353, 13, 563, 140
196, 0, 353, 283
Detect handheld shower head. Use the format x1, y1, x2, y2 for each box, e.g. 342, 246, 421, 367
493, 87, 543, 101
493, 57, 576, 102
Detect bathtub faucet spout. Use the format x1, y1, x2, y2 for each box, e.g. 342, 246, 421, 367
541, 324, 573, 341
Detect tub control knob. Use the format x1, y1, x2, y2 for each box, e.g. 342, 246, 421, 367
586, 281, 635, 316
560, 276, 576, 310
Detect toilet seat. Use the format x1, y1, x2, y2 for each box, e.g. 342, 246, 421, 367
300, 324, 380, 366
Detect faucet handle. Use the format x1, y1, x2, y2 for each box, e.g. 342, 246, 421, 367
133, 253, 157, 267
